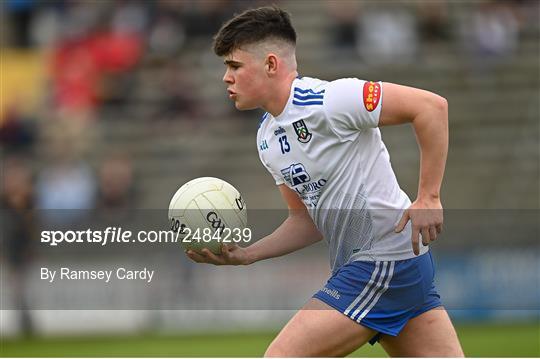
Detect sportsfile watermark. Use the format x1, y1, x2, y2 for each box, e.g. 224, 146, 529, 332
38, 208, 254, 246
40, 227, 252, 247
1, 209, 538, 310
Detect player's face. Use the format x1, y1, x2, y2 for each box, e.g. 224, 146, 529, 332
222, 49, 268, 110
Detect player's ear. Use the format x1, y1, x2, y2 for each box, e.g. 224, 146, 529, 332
265, 54, 278, 76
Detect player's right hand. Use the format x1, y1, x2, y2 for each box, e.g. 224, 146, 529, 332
185, 244, 250, 266
395, 198, 443, 256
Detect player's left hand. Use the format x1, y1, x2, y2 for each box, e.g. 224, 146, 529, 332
395, 198, 443, 255
185, 244, 249, 265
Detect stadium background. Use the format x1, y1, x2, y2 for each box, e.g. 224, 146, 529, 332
1, 0, 538, 357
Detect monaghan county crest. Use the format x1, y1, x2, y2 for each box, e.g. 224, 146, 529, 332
292, 119, 312, 143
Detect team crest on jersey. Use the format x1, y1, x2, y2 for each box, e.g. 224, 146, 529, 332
292, 119, 312, 143
281, 163, 311, 186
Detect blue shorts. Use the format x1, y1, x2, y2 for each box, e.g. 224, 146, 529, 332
313, 251, 442, 345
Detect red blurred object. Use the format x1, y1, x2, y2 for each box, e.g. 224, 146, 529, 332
92, 32, 143, 73
51, 31, 143, 113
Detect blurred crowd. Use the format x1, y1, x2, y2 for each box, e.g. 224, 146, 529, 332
2, 0, 245, 119
325, 0, 537, 66
1, 0, 538, 265
2, 0, 537, 210
2, 0, 538, 225
1, 0, 244, 222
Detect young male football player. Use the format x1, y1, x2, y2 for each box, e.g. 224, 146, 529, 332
186, 6, 464, 357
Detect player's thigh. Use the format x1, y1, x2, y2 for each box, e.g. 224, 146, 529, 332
265, 298, 376, 357
379, 306, 464, 357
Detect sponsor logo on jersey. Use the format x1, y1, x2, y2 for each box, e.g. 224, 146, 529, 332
281, 163, 311, 186
274, 127, 286, 136
294, 178, 327, 208
363, 81, 381, 112
292, 119, 313, 143
294, 178, 327, 195
259, 139, 269, 151
280, 163, 328, 208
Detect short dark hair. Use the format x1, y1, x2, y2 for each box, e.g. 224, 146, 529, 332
213, 6, 296, 57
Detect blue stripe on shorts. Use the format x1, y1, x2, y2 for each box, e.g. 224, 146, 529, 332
313, 251, 442, 345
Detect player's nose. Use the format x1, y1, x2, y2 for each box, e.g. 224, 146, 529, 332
222, 70, 234, 84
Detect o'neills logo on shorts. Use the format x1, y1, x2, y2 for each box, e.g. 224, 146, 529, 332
363, 81, 381, 112
321, 287, 340, 300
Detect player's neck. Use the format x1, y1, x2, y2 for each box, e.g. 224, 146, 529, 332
263, 71, 298, 117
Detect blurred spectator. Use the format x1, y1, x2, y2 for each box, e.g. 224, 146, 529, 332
129, 58, 202, 122
417, 1, 451, 43
460, 0, 520, 67
97, 152, 135, 211
513, 0, 540, 38
35, 160, 97, 225
146, 0, 186, 58
148, 8, 186, 58
158, 61, 201, 120
325, 0, 361, 50
4, 0, 38, 48
50, 30, 102, 116
35, 120, 97, 226
98, 1, 149, 108
28, 1, 64, 49
356, 6, 419, 65
50, 1, 144, 117
51, 31, 143, 114
1, 156, 36, 335
181, 0, 232, 44
110, 0, 149, 35
0, 104, 36, 152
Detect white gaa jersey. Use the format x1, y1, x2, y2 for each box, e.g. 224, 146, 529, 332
257, 76, 428, 272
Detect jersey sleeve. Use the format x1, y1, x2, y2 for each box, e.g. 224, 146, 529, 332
256, 130, 284, 186
324, 78, 383, 138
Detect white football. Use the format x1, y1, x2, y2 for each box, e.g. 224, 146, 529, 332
168, 177, 247, 254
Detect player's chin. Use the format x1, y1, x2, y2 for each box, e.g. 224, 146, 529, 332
234, 99, 257, 111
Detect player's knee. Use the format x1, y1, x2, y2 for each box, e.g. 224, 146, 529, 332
264, 341, 292, 357
430, 342, 465, 358
438, 348, 464, 357
451, 345, 465, 358
264, 347, 283, 357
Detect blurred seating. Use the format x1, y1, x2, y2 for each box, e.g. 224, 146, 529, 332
1, 0, 538, 212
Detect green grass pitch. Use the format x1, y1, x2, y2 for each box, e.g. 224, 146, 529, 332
1, 323, 538, 357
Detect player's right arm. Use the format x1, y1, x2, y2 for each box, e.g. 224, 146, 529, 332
186, 184, 323, 265
242, 184, 323, 264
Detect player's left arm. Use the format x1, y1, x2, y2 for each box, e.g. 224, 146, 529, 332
379, 82, 448, 255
